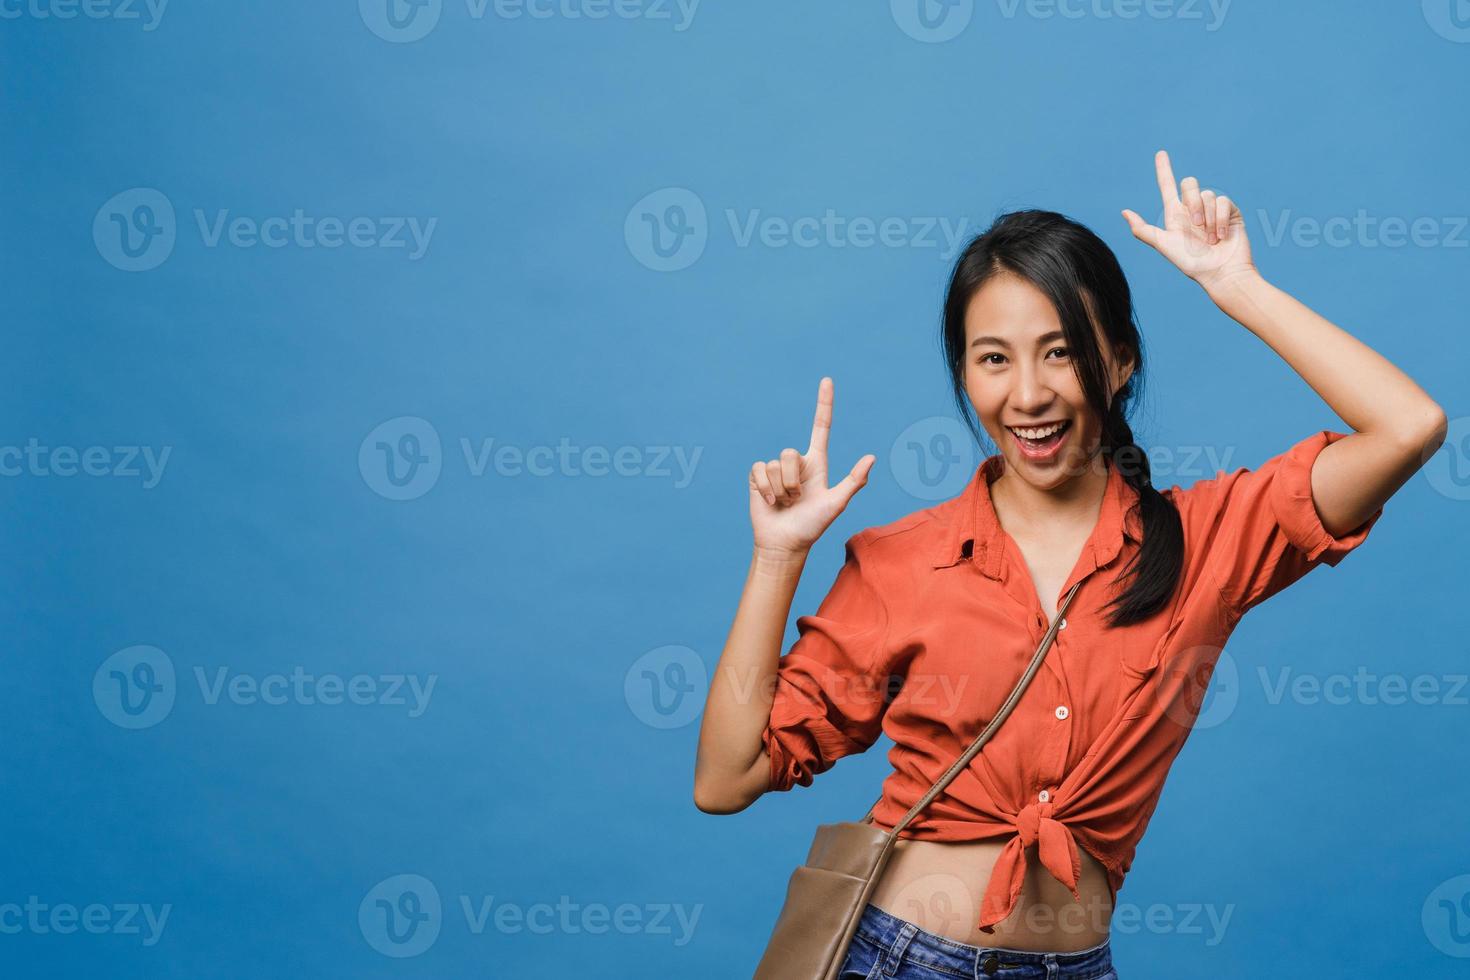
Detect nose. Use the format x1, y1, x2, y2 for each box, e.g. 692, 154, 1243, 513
1009, 359, 1055, 414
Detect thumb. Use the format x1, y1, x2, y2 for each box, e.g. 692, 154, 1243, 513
1121, 209, 1161, 248
832, 454, 876, 505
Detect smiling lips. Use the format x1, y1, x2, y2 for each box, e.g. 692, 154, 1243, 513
1008, 419, 1072, 459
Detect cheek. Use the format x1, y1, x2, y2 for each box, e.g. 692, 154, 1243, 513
964, 370, 1003, 411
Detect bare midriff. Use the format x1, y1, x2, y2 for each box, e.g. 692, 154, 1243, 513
865, 836, 1114, 952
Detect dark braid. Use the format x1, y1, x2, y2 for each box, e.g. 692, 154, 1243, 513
1096, 401, 1184, 627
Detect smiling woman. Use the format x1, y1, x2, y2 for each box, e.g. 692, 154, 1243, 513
694, 150, 1446, 980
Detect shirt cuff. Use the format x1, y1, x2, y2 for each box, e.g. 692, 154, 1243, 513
1268, 429, 1382, 567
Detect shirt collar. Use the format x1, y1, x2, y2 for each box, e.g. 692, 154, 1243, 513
931, 452, 1144, 579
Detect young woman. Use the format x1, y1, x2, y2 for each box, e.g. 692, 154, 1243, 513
693, 150, 1446, 979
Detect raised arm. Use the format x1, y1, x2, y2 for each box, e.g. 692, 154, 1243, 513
693, 377, 876, 814
1123, 149, 1447, 535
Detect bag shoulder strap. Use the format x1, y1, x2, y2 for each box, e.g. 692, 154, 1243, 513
859, 579, 1083, 834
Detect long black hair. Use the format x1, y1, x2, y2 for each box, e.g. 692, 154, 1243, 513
940, 209, 1183, 627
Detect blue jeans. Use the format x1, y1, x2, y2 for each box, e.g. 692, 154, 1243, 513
838, 902, 1117, 980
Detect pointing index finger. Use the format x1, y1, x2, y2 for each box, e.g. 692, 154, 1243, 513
1154, 149, 1181, 208
808, 376, 833, 457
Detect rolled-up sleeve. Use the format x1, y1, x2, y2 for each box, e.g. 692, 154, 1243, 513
762, 529, 892, 793
1189, 430, 1383, 615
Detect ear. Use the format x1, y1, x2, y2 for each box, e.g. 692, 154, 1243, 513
1110, 345, 1137, 398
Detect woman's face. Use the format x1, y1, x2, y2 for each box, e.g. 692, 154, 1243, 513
962, 271, 1134, 489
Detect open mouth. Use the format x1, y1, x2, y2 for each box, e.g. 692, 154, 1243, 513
1007, 419, 1072, 458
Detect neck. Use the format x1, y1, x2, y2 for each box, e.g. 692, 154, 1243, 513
988, 449, 1110, 535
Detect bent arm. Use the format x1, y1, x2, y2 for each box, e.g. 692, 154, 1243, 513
692, 545, 808, 814
1206, 272, 1448, 530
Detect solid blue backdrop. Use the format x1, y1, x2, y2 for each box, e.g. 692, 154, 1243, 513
3, 1, 1467, 976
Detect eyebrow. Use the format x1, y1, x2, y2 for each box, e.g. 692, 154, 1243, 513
969, 330, 1066, 349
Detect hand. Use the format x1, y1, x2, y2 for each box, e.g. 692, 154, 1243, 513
749, 377, 876, 558
1122, 149, 1258, 294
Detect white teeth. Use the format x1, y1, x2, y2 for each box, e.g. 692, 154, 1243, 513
1009, 421, 1068, 440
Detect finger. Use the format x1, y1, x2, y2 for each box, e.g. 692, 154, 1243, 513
765, 459, 790, 505
807, 376, 833, 458
1154, 149, 1181, 209
751, 461, 776, 506
832, 454, 876, 505
1200, 189, 1217, 243
1217, 194, 1234, 240
1180, 176, 1205, 227
780, 448, 801, 498
1121, 209, 1163, 249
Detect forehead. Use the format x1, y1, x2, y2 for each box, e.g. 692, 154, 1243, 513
963, 273, 1062, 342
964, 272, 1108, 351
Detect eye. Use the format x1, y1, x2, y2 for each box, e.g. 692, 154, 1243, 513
978, 353, 1005, 366
1046, 346, 1070, 360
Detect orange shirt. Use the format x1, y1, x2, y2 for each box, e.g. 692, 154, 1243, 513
761, 430, 1383, 932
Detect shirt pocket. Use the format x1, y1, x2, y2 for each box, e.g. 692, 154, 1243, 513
1118, 618, 1181, 719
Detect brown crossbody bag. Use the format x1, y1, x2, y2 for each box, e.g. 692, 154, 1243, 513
751, 580, 1083, 980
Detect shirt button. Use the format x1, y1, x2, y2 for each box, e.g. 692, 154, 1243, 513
1055, 705, 1069, 720
1058, 617, 1067, 630
1038, 789, 1050, 802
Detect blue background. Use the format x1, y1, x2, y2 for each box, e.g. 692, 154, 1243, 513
4, 1, 1468, 976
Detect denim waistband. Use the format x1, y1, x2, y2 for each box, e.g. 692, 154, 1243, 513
852, 902, 1113, 979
